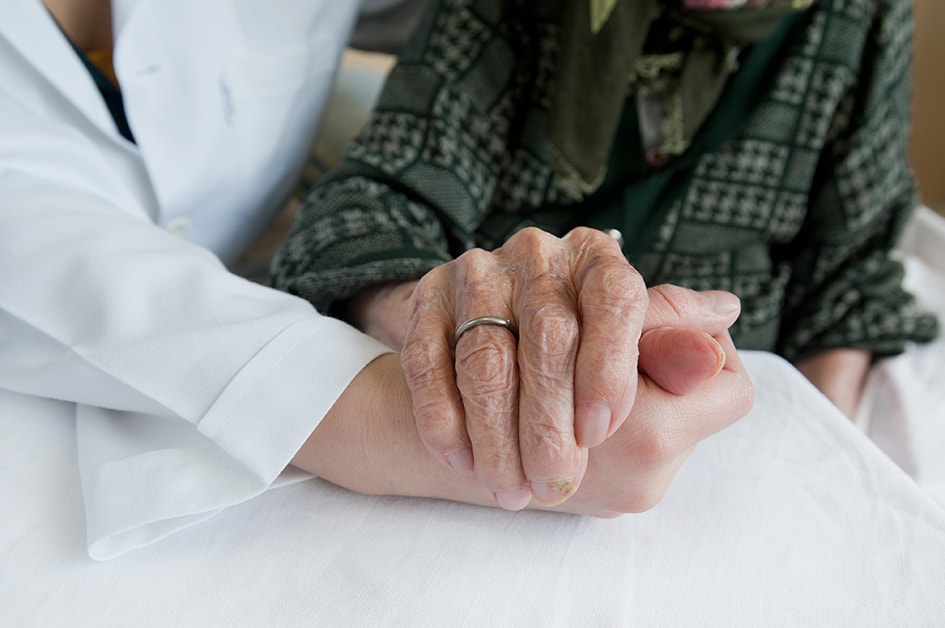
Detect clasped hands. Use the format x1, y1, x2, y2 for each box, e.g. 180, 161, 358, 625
347, 227, 754, 516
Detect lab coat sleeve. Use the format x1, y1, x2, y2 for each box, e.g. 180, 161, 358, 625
0, 98, 391, 559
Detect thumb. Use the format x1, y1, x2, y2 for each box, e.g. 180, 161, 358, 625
638, 328, 726, 395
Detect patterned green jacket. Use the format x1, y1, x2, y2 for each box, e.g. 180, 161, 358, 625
271, 0, 938, 361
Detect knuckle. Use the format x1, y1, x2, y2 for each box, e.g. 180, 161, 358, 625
579, 262, 646, 310
647, 283, 695, 323
454, 249, 502, 296
563, 226, 612, 248
735, 377, 756, 417
400, 338, 442, 388
456, 247, 494, 272
504, 228, 566, 276
568, 225, 604, 240
629, 426, 681, 473
521, 417, 571, 461
455, 337, 516, 395
411, 266, 451, 306
519, 303, 580, 366
414, 402, 459, 449
405, 274, 454, 337
563, 226, 630, 270
506, 226, 556, 251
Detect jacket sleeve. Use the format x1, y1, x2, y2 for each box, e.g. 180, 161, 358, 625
352, 0, 433, 54
774, 0, 938, 361
270, 0, 571, 315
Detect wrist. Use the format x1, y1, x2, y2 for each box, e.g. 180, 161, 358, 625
342, 280, 418, 350
795, 349, 871, 418
292, 354, 492, 504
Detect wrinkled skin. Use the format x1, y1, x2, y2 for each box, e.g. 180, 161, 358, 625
293, 331, 753, 516
349, 227, 753, 510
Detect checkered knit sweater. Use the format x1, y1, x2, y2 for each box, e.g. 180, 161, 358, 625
271, 0, 938, 361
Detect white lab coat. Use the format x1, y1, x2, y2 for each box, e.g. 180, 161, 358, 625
0, 0, 422, 559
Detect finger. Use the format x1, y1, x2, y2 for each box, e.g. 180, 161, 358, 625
401, 267, 474, 474
451, 249, 530, 510
633, 334, 747, 457
577, 332, 753, 515
638, 328, 726, 395
565, 228, 648, 448
455, 324, 527, 509
509, 229, 587, 506
631, 330, 753, 460
645, 285, 742, 335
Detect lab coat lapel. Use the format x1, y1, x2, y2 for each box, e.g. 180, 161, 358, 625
0, 0, 120, 141
112, 0, 243, 220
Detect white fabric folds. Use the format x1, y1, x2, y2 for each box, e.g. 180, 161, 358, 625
3, 351, 945, 625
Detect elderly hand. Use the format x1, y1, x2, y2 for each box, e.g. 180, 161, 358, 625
293, 321, 753, 517
390, 227, 744, 510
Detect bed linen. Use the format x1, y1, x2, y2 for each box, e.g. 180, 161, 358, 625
3, 348, 945, 627
859, 205, 945, 510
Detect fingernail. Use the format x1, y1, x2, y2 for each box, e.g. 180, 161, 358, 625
701, 333, 727, 380
494, 487, 532, 511
576, 403, 612, 447
531, 478, 577, 506
444, 447, 474, 474
701, 291, 740, 317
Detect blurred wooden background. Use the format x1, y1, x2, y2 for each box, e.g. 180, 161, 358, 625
912, 0, 944, 214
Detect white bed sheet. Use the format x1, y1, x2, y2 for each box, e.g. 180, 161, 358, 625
858, 206, 945, 511
3, 349, 945, 627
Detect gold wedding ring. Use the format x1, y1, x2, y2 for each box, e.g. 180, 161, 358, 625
454, 316, 517, 345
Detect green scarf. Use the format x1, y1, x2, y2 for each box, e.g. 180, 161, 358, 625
549, 0, 815, 193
